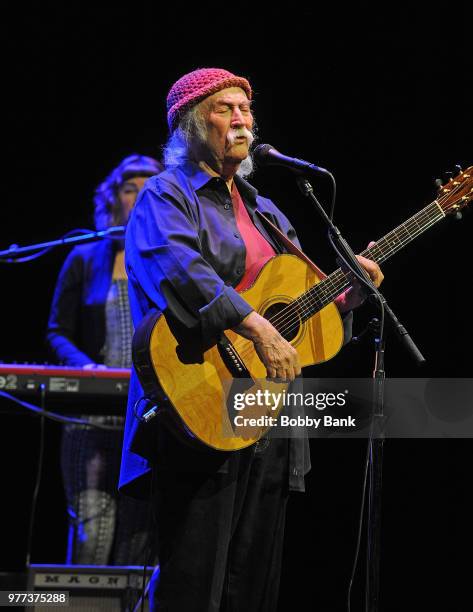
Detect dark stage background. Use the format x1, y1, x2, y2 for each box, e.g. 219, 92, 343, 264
1, 6, 472, 611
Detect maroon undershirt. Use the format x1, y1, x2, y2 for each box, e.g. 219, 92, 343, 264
232, 183, 276, 292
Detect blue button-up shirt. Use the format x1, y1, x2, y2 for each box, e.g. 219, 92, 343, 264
119, 161, 351, 498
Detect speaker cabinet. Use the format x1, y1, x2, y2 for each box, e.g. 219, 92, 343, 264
26, 564, 156, 611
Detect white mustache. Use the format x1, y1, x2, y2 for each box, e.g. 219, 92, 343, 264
227, 127, 254, 147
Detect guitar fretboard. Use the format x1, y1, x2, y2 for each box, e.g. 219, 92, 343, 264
272, 199, 445, 333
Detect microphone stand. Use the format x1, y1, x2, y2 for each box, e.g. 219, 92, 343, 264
296, 176, 425, 612
0, 226, 125, 261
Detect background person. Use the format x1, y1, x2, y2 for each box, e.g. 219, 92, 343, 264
47, 154, 163, 564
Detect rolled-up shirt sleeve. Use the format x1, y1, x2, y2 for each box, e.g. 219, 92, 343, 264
125, 184, 253, 342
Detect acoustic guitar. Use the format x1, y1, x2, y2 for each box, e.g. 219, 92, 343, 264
132, 166, 472, 450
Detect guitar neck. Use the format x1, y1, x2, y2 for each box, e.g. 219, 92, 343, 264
284, 199, 446, 327
357, 199, 445, 265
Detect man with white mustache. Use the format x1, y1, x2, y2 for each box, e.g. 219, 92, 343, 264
119, 68, 383, 611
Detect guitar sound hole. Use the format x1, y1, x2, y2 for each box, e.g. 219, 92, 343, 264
263, 302, 301, 342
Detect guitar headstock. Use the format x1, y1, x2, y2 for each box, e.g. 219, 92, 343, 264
437, 166, 473, 216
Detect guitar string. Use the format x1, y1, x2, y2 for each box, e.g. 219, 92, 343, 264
253, 209, 438, 342
231, 212, 442, 362
259, 175, 467, 332
230, 179, 467, 360
269, 214, 441, 338
239, 205, 465, 356
262, 205, 444, 333
309, 209, 444, 301
259, 179, 466, 332
232, 182, 466, 359
268, 201, 443, 327
295, 207, 442, 305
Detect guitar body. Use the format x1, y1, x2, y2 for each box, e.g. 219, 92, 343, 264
133, 254, 344, 451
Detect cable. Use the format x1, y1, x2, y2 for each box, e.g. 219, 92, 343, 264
346, 439, 371, 612
143, 467, 157, 612
327, 170, 337, 222
132, 468, 158, 612
0, 390, 124, 430
25, 384, 46, 568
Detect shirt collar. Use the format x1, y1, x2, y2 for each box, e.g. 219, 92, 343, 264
180, 160, 215, 191
179, 160, 259, 207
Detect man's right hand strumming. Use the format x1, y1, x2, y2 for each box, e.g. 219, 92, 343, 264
233, 311, 301, 382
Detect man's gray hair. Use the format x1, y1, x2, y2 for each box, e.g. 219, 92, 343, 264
162, 104, 255, 178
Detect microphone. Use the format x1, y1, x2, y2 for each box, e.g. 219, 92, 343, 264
253, 143, 330, 175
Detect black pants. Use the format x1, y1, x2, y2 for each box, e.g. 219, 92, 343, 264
149, 436, 289, 612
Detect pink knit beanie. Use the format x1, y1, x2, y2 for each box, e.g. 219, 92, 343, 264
166, 68, 252, 132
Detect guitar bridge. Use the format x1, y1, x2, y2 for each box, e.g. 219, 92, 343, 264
217, 334, 250, 378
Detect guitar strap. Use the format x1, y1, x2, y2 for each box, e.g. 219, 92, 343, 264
255, 210, 327, 280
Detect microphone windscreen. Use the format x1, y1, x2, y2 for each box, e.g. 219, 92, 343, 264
253, 143, 275, 166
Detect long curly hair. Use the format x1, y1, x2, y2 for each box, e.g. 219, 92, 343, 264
93, 154, 163, 230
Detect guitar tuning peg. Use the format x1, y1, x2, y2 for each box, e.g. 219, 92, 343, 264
434, 178, 443, 188
455, 164, 463, 173
455, 211, 463, 221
